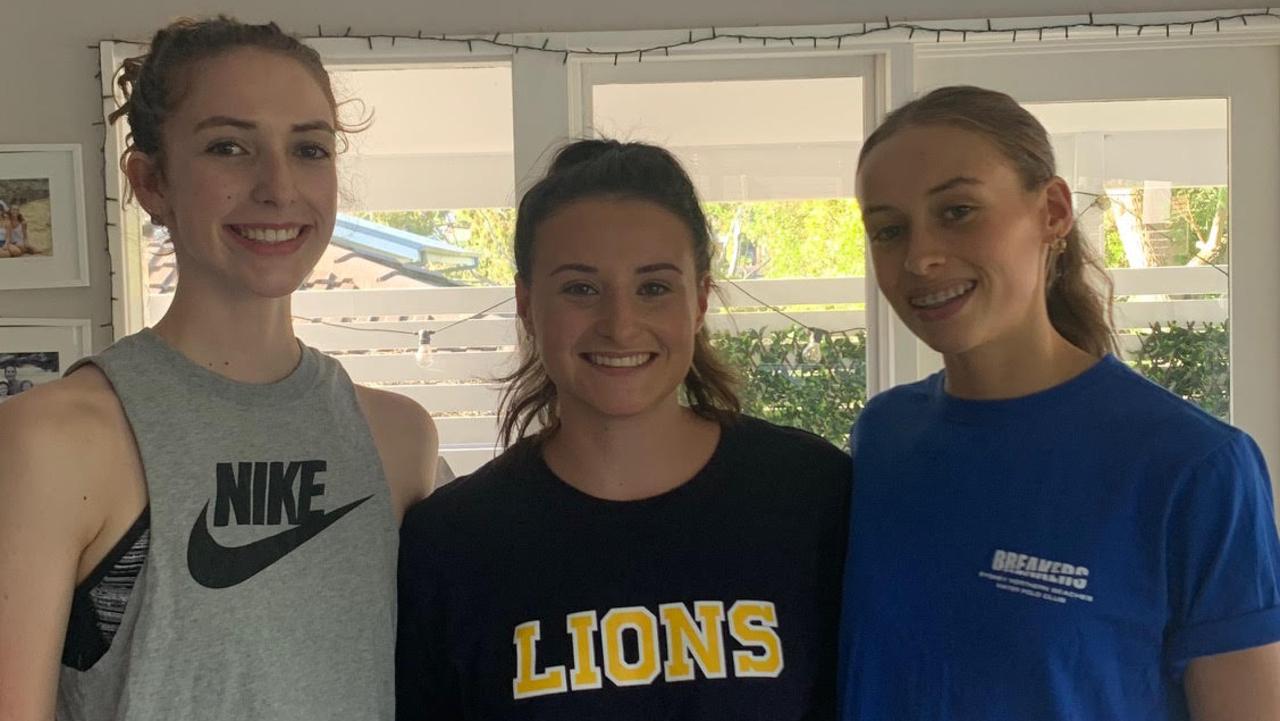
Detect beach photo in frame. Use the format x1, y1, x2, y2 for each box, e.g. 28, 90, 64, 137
0, 145, 89, 289
0, 318, 92, 402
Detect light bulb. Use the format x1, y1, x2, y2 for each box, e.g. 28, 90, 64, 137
414, 330, 434, 368
801, 330, 823, 364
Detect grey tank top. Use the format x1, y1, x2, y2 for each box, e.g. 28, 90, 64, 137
56, 329, 397, 721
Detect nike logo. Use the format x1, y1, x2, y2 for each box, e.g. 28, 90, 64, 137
187, 494, 373, 589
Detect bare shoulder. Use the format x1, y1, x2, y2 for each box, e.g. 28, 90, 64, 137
0, 366, 129, 484
0, 365, 138, 552
0, 367, 141, 719
353, 385, 438, 519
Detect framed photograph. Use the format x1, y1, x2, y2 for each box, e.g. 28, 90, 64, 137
0, 318, 91, 402
0, 145, 89, 289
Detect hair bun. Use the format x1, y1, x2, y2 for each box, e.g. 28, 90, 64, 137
548, 138, 625, 173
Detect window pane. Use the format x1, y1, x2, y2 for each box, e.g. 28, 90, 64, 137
1028, 99, 1230, 419
333, 64, 516, 289
594, 76, 868, 447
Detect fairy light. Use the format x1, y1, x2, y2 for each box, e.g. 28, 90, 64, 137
415, 329, 435, 368
801, 329, 825, 364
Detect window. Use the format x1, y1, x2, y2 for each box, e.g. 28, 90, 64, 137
101, 24, 1280, 471
1027, 99, 1230, 419
580, 54, 877, 447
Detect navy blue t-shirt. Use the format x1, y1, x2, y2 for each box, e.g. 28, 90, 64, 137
398, 416, 851, 720
838, 355, 1280, 721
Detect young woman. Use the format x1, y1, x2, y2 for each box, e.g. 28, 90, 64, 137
0, 204, 12, 257
0, 17, 437, 721
839, 85, 1280, 720
396, 140, 851, 720
8, 205, 27, 254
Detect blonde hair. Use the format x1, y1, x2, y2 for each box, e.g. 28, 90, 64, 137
859, 85, 1117, 357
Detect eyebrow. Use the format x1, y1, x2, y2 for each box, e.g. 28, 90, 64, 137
636, 263, 683, 274
193, 116, 336, 134
549, 262, 684, 275
926, 176, 983, 195
861, 176, 984, 218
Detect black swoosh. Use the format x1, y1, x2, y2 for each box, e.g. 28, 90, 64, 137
187, 495, 373, 589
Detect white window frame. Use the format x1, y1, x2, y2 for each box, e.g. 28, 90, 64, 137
100, 15, 1280, 469
567, 45, 893, 395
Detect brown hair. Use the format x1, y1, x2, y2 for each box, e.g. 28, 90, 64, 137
109, 16, 355, 175
498, 139, 741, 446
858, 85, 1117, 357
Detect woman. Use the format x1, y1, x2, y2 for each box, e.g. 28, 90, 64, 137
397, 140, 851, 720
0, 17, 437, 721
839, 85, 1280, 720
8, 205, 27, 254
0, 204, 12, 257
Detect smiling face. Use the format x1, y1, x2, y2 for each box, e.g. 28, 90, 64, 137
857, 124, 1072, 359
127, 47, 338, 301
516, 197, 710, 424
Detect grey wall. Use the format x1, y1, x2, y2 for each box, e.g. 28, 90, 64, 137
0, 0, 1245, 350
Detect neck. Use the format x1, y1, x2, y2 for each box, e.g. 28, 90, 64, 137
943, 318, 1099, 400
152, 278, 302, 384
542, 399, 721, 501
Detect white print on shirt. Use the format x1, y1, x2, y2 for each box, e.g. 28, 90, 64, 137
977, 549, 1095, 605
512, 600, 784, 700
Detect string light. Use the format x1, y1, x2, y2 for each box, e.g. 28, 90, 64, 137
801, 329, 825, 364
415, 329, 434, 368
95, 9, 1263, 340
290, 295, 514, 363
91, 10, 1280, 65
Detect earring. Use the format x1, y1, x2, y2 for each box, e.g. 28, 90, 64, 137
1051, 236, 1068, 253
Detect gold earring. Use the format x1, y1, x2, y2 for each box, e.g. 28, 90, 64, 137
1051, 236, 1067, 253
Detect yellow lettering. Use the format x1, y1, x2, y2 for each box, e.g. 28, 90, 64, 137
660, 602, 727, 681
512, 621, 568, 699
729, 601, 784, 678
566, 610, 603, 690
601, 607, 661, 687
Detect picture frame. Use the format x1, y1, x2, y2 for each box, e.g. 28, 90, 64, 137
0, 318, 92, 401
0, 144, 89, 289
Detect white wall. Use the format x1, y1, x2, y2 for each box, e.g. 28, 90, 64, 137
0, 0, 1247, 350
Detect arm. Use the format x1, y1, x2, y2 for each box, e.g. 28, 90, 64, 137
1166, 433, 1280, 718
355, 386, 439, 522
0, 381, 113, 721
1186, 642, 1280, 721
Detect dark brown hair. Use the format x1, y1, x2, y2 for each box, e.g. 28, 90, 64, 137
498, 139, 741, 446
858, 85, 1117, 357
109, 16, 353, 175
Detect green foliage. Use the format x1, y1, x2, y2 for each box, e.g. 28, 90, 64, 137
703, 199, 866, 279
1130, 321, 1229, 420
361, 198, 868, 287
711, 320, 1232, 446
353, 208, 516, 285
1170, 186, 1229, 266
1100, 186, 1228, 269
712, 326, 867, 449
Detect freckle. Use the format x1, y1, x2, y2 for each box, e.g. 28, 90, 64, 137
83, 495, 88, 501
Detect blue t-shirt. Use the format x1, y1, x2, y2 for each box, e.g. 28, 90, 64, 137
838, 355, 1280, 721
